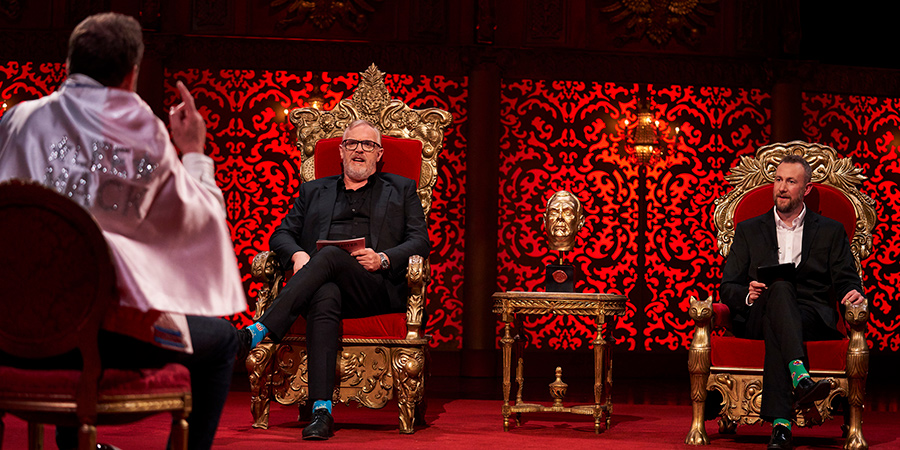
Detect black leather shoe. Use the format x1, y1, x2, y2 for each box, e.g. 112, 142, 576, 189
792, 376, 831, 407
767, 424, 792, 449
236, 327, 252, 362
302, 408, 334, 440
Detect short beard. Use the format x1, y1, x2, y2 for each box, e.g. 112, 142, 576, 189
775, 196, 802, 214
344, 164, 373, 183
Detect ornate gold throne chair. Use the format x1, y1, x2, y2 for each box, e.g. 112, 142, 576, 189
246, 64, 452, 434
685, 141, 874, 450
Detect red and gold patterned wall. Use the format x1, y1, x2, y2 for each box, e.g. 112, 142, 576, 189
497, 80, 772, 351
802, 93, 900, 351
3, 61, 899, 352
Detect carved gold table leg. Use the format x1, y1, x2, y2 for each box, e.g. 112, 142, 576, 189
501, 321, 514, 431
515, 357, 524, 425
592, 315, 609, 433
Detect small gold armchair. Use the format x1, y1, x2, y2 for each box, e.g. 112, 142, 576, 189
685, 141, 875, 450
0, 180, 192, 450
246, 64, 452, 434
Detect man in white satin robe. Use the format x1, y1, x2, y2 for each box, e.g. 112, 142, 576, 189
0, 12, 244, 450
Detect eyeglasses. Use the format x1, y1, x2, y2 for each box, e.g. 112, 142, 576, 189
340, 139, 382, 153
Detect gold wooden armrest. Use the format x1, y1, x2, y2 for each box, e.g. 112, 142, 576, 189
250, 250, 282, 320
844, 301, 869, 450
405, 255, 428, 340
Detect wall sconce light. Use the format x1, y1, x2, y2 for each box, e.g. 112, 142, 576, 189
620, 87, 679, 165
306, 97, 324, 110
305, 75, 329, 110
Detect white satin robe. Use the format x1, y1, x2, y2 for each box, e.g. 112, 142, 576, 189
0, 74, 245, 353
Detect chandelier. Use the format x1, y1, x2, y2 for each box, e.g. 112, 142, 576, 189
620, 90, 679, 165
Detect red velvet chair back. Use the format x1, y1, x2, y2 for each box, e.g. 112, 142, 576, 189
0, 180, 117, 361
733, 183, 857, 240
313, 136, 424, 186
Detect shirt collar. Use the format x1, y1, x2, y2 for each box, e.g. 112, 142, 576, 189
774, 204, 806, 230
63, 73, 105, 89
338, 174, 378, 192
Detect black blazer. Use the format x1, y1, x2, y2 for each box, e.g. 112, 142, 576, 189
269, 172, 431, 312
720, 209, 862, 333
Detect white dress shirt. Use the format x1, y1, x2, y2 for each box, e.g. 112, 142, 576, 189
746, 205, 807, 306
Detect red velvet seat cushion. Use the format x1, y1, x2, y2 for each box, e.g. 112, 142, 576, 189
288, 313, 408, 340
711, 336, 848, 371
314, 136, 423, 185
0, 362, 191, 398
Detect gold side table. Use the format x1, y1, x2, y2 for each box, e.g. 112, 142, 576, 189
492, 291, 627, 434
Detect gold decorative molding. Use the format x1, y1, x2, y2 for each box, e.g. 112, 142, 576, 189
492, 291, 627, 318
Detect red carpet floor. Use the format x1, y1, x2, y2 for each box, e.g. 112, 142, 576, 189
4, 390, 899, 449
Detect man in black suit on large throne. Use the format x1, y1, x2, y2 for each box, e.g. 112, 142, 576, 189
720, 154, 866, 450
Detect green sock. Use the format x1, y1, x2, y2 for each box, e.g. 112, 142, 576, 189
789, 359, 810, 388
774, 418, 791, 430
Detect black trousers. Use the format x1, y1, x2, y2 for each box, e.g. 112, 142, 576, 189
259, 246, 392, 401
744, 281, 842, 420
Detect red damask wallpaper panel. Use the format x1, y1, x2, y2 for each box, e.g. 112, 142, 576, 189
802, 92, 900, 351
4, 60, 898, 353
0, 61, 66, 113
498, 79, 772, 352
159, 69, 468, 350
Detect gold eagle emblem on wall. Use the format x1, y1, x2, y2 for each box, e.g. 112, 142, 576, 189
270, 0, 384, 32
601, 0, 719, 47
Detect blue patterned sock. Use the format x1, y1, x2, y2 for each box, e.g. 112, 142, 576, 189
313, 400, 332, 414
248, 322, 268, 348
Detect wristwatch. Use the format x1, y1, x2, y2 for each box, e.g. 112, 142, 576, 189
379, 252, 390, 270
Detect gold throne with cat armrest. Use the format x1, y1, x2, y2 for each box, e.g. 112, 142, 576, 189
246, 64, 452, 434
685, 141, 875, 450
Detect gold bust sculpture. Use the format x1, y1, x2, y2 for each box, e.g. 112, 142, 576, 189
543, 190, 585, 252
